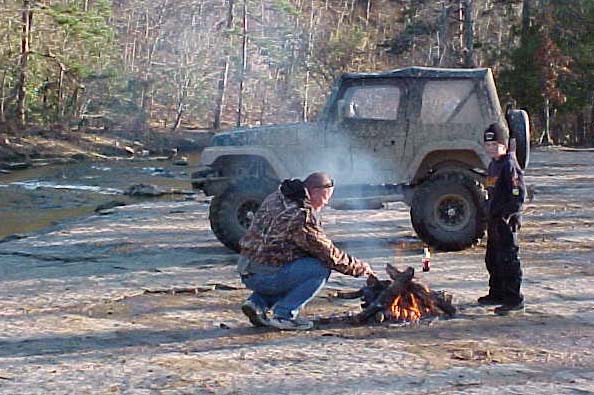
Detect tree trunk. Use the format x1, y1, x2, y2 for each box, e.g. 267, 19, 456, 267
588, 94, 594, 146
236, 0, 248, 128
213, 0, 235, 130
521, 0, 532, 44
213, 59, 230, 130
16, 0, 33, 129
141, 1, 168, 118
575, 112, 585, 146
436, 3, 449, 66
458, 0, 464, 61
124, 13, 133, 71
0, 70, 6, 123
70, 85, 80, 119
302, 0, 315, 122
463, 0, 474, 67
258, 81, 267, 126
171, 76, 191, 133
539, 97, 552, 145
58, 68, 65, 118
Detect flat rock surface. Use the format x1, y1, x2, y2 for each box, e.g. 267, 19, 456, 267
0, 148, 593, 394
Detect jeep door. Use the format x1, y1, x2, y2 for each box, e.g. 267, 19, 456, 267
324, 78, 410, 185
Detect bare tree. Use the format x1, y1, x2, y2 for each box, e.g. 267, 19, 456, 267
302, 0, 315, 122
236, 0, 248, 127
15, 0, 32, 128
213, 0, 235, 130
1, 70, 6, 123
463, 0, 474, 67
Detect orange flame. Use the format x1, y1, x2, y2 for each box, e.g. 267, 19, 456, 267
389, 292, 432, 321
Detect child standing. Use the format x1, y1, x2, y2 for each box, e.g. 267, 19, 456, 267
479, 123, 526, 315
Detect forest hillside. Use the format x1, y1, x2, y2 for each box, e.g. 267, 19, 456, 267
1, 0, 593, 149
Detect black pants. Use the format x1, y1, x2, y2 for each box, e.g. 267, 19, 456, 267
485, 217, 523, 304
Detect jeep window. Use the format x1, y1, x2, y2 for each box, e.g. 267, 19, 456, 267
343, 85, 401, 120
421, 80, 482, 124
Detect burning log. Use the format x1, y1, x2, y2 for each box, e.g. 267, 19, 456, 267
357, 266, 414, 323
353, 264, 456, 324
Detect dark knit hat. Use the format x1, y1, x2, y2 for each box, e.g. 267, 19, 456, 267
484, 123, 508, 146
280, 178, 307, 204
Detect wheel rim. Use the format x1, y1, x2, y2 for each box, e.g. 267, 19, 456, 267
237, 200, 260, 229
433, 193, 471, 231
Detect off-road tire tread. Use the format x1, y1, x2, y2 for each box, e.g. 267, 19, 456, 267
410, 172, 486, 251
209, 178, 277, 252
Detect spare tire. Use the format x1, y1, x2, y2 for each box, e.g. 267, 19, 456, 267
410, 173, 486, 251
506, 109, 530, 169
209, 178, 278, 252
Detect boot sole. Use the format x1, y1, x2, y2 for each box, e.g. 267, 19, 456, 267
478, 301, 503, 306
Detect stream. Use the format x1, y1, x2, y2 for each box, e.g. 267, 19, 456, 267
0, 153, 201, 239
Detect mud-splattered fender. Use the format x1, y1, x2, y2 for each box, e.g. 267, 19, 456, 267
200, 146, 291, 180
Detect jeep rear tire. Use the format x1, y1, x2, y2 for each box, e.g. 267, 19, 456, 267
209, 178, 277, 252
410, 173, 486, 251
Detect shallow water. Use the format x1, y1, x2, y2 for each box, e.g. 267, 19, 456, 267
0, 154, 201, 238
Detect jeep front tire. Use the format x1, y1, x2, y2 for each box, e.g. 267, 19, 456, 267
410, 173, 486, 251
209, 178, 277, 252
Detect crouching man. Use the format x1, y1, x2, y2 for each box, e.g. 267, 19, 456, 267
238, 172, 375, 330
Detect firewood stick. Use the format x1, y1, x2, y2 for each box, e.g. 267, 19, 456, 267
334, 289, 364, 299
386, 262, 402, 281
409, 282, 439, 314
431, 290, 457, 316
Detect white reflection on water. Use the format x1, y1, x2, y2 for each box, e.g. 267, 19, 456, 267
6, 180, 123, 195
90, 166, 112, 171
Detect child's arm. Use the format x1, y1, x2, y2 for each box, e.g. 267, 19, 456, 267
500, 161, 526, 220
488, 159, 525, 220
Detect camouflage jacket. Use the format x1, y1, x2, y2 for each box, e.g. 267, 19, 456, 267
239, 185, 368, 277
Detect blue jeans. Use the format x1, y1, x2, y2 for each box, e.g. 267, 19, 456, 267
241, 257, 331, 319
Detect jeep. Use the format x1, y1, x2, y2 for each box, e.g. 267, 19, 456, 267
192, 67, 530, 252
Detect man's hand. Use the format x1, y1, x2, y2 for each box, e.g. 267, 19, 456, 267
358, 261, 376, 278
364, 266, 377, 278
353, 261, 375, 277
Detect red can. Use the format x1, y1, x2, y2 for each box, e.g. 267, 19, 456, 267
422, 247, 431, 272
422, 258, 431, 272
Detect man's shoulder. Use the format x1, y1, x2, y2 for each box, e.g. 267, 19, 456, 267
260, 189, 290, 210
263, 188, 281, 203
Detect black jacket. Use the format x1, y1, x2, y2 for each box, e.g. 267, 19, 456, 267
485, 153, 526, 219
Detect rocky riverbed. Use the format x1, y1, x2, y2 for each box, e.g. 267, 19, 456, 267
0, 147, 593, 394
0, 154, 199, 239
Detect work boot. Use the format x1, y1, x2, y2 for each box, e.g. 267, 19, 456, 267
241, 300, 268, 327
267, 316, 314, 331
477, 294, 504, 306
494, 301, 525, 315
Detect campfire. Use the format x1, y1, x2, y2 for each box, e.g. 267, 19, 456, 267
336, 264, 456, 324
